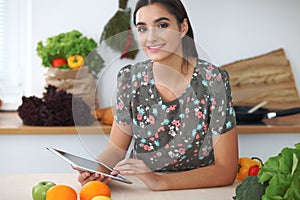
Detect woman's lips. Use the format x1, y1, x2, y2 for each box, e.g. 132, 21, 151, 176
147, 44, 165, 52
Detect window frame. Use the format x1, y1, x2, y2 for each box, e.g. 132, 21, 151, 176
0, 0, 31, 110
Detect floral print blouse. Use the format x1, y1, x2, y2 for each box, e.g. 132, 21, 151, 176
114, 58, 236, 171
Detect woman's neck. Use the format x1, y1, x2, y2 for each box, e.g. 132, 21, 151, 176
152, 56, 195, 102
153, 55, 195, 81
154, 54, 183, 73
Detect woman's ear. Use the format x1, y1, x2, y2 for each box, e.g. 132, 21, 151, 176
181, 18, 189, 38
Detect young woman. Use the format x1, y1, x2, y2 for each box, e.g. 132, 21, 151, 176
77, 0, 238, 191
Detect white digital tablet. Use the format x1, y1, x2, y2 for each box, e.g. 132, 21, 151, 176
46, 147, 133, 184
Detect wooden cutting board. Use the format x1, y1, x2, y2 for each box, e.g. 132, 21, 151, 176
220, 48, 300, 110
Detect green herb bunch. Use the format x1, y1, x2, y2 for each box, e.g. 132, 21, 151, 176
258, 143, 300, 200
100, 0, 139, 59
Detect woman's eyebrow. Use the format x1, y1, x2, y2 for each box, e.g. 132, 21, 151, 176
136, 17, 171, 26
154, 17, 170, 23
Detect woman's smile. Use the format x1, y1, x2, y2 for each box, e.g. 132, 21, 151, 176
147, 43, 166, 52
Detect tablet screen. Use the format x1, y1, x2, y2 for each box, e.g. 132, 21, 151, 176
46, 147, 132, 184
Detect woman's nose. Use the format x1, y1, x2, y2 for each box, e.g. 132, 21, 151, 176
147, 27, 158, 42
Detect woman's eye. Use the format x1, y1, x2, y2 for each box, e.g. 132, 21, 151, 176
137, 27, 147, 32
158, 23, 168, 29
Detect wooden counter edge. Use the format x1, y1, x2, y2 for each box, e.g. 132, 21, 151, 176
0, 125, 111, 135
1, 112, 300, 135
1, 125, 300, 135
236, 125, 300, 134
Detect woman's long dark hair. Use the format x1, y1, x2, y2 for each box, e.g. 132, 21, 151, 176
133, 0, 198, 60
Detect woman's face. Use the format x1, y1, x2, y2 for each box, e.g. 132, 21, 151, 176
135, 3, 187, 62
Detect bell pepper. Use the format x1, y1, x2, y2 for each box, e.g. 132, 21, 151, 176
236, 157, 260, 180
248, 157, 264, 176
67, 55, 84, 69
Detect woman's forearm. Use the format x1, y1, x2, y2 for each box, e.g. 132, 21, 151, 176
97, 121, 133, 168
135, 162, 236, 191
158, 163, 237, 190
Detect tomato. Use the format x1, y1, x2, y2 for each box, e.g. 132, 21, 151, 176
51, 58, 67, 68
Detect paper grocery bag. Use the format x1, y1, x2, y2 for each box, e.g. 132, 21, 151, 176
44, 66, 97, 108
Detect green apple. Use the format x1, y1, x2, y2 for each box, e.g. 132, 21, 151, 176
32, 181, 56, 200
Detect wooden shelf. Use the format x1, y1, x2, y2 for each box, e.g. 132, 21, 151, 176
1, 112, 300, 135
0, 112, 111, 135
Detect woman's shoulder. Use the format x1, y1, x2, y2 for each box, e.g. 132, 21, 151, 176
117, 59, 152, 78
195, 58, 230, 80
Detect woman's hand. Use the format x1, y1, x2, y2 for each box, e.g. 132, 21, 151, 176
113, 158, 165, 191
74, 167, 111, 186
113, 158, 152, 175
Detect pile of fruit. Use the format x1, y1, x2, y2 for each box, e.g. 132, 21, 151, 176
32, 180, 111, 200
233, 143, 300, 200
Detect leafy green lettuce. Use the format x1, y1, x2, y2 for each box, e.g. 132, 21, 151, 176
258, 143, 300, 200
36, 30, 104, 78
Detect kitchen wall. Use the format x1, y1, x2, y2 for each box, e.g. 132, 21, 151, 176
2, 0, 298, 173
30, 0, 300, 98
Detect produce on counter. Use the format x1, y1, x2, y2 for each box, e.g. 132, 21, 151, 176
92, 196, 112, 200
17, 85, 95, 126
248, 157, 263, 176
46, 184, 77, 200
80, 181, 111, 200
32, 180, 111, 200
233, 176, 268, 200
32, 181, 56, 200
258, 143, 300, 200
36, 30, 104, 78
233, 143, 300, 200
236, 157, 263, 180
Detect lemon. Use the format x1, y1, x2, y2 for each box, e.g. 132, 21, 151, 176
91, 196, 112, 200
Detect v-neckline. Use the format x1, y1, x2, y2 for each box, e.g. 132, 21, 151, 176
149, 61, 197, 105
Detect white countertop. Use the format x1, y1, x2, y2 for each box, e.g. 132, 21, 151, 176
0, 173, 239, 200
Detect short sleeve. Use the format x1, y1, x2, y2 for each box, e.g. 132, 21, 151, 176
114, 65, 133, 125
220, 69, 236, 133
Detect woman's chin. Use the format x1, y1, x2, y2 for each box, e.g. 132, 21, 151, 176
146, 52, 170, 62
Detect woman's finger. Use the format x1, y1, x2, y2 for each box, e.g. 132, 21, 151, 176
116, 159, 153, 175
77, 171, 91, 183
111, 170, 119, 176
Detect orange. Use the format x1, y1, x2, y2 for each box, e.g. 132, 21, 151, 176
101, 107, 114, 125
80, 181, 111, 200
94, 107, 114, 125
46, 184, 77, 200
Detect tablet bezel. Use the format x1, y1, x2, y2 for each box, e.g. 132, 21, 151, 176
46, 147, 133, 184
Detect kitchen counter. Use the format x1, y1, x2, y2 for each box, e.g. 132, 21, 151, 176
0, 173, 240, 200
1, 112, 300, 134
